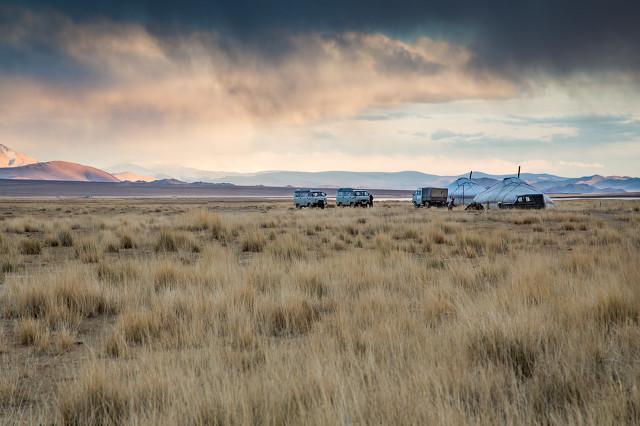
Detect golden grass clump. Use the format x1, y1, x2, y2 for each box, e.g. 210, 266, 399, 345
57, 229, 74, 247
240, 228, 267, 252
2, 267, 117, 331
19, 238, 41, 255
74, 239, 101, 263
155, 230, 200, 253
256, 298, 320, 337
267, 234, 306, 261
58, 365, 132, 425
154, 230, 178, 253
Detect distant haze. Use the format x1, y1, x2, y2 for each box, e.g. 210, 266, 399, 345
1, 144, 638, 193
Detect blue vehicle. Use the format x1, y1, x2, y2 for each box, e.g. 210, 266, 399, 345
293, 189, 327, 209
336, 188, 371, 207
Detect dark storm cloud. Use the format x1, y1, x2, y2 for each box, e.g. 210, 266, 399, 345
5, 0, 640, 75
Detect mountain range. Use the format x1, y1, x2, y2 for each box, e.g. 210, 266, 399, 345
105, 164, 640, 193
1, 144, 638, 193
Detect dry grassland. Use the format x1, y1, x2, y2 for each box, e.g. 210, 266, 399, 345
0, 198, 639, 425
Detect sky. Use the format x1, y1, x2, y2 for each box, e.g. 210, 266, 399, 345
0, 1, 639, 177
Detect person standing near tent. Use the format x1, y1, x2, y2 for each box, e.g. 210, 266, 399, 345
448, 197, 456, 211
369, 193, 374, 207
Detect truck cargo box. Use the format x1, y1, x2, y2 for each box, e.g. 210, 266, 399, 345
413, 187, 449, 207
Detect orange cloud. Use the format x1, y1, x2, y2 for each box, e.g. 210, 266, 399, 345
0, 11, 515, 128
0, 9, 520, 169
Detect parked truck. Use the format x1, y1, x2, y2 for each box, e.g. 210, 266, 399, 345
412, 187, 448, 208
293, 189, 327, 209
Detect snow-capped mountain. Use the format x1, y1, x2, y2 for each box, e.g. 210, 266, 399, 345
0, 144, 37, 168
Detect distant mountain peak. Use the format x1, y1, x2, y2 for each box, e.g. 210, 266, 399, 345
112, 171, 156, 182
0, 144, 37, 168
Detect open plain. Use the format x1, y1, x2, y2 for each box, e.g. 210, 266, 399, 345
0, 199, 639, 425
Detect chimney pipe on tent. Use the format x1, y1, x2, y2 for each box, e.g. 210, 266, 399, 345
517, 166, 521, 179
469, 171, 473, 179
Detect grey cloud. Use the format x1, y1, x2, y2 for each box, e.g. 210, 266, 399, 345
4, 0, 640, 78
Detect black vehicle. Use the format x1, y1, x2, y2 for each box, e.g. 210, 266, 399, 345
498, 194, 545, 209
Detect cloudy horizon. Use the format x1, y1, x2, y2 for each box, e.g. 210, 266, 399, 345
1, 1, 639, 177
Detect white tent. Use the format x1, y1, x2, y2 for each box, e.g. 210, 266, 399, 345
447, 178, 487, 206
473, 177, 553, 209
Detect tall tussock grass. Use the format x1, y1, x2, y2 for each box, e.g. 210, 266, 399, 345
2, 267, 118, 327
0, 199, 639, 425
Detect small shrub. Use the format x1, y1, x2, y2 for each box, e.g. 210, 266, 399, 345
402, 228, 419, 240
75, 239, 100, 263
3, 269, 115, 325
428, 229, 446, 245
268, 235, 306, 261
103, 332, 128, 357
297, 271, 329, 298
58, 367, 130, 426
241, 231, 267, 253
259, 299, 318, 337
374, 234, 394, 254
119, 234, 135, 249
468, 329, 538, 379
49, 327, 75, 354
153, 263, 181, 291
119, 310, 160, 344
333, 240, 346, 252
15, 318, 48, 346
0, 234, 8, 254
24, 224, 39, 233
514, 215, 541, 225
97, 261, 139, 284
43, 235, 59, 247
1, 255, 22, 274
155, 231, 177, 253
593, 293, 639, 326
104, 240, 120, 253
19, 238, 41, 255
58, 230, 74, 247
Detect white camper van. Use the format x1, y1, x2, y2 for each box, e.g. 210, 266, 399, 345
293, 189, 327, 209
